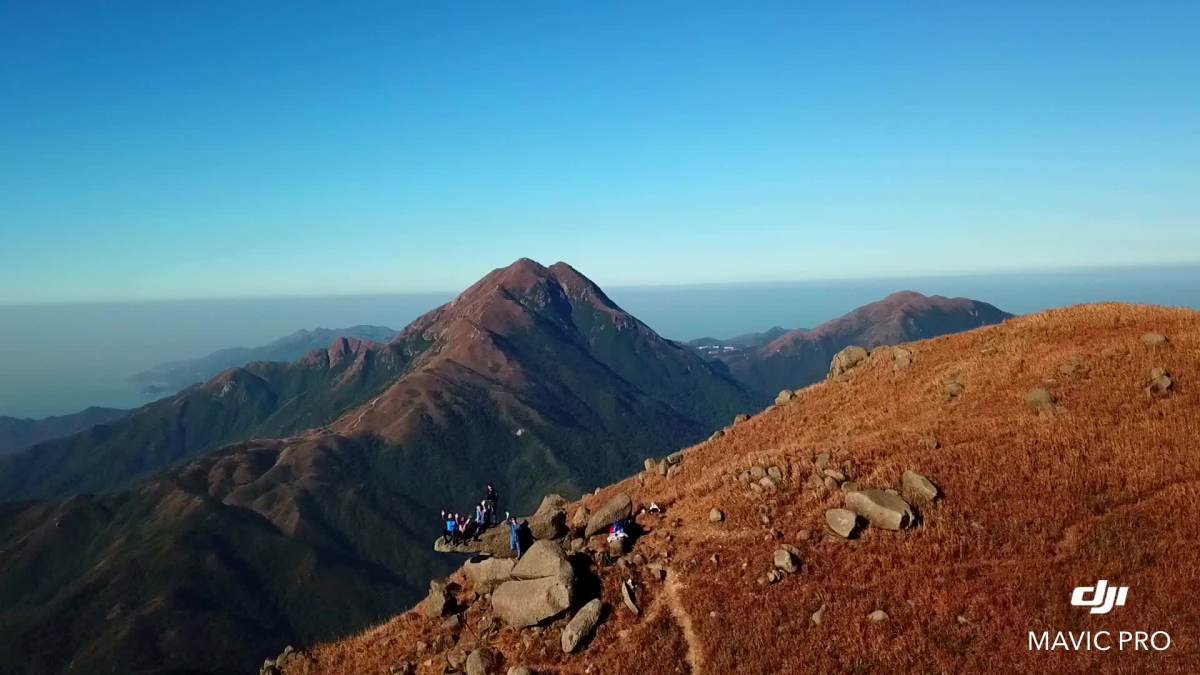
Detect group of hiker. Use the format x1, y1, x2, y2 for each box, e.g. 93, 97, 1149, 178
441, 482, 501, 545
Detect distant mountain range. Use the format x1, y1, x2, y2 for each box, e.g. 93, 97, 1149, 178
690, 291, 1012, 396
129, 325, 399, 396
0, 259, 762, 674
0, 407, 126, 458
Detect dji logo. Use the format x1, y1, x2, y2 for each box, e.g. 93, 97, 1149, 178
1071, 580, 1128, 615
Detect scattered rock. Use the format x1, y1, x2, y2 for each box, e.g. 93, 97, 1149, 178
775, 389, 796, 405
829, 346, 869, 379
841, 481, 860, 494
845, 490, 914, 530
893, 347, 912, 370
823, 476, 838, 491
709, 508, 725, 523
561, 598, 603, 653
814, 452, 830, 468
824, 508, 858, 538
1025, 387, 1056, 410
463, 557, 517, 594
465, 647, 494, 675
750, 465, 767, 480
822, 468, 845, 481
1142, 332, 1169, 347
943, 379, 965, 400
758, 477, 777, 492
569, 537, 586, 554
441, 614, 462, 631
767, 465, 784, 482
1147, 368, 1174, 396
772, 548, 799, 574
901, 470, 939, 505
708, 429, 725, 442
389, 663, 415, 675
621, 579, 640, 615
419, 580, 453, 618
919, 435, 940, 450
585, 493, 633, 537
811, 603, 827, 625
643, 458, 656, 472
657, 461, 668, 476
734, 413, 751, 424
868, 609, 889, 623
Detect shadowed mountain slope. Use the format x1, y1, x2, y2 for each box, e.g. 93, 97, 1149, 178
0, 407, 126, 458
0, 336, 415, 501
290, 303, 1200, 675
0, 259, 761, 675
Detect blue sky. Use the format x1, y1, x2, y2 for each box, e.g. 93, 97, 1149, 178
1, 1, 1197, 303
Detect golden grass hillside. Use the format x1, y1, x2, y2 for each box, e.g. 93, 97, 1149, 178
282, 303, 1200, 675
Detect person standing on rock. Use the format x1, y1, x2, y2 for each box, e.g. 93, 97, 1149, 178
444, 512, 458, 545
508, 514, 523, 557
485, 483, 499, 526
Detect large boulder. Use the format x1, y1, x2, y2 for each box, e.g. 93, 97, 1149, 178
828, 346, 869, 379
463, 556, 517, 594
512, 540, 574, 582
527, 504, 567, 540
585, 492, 633, 536
491, 575, 573, 628
845, 489, 914, 530
561, 598, 604, 653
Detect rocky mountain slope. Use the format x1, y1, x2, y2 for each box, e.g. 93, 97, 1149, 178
130, 325, 399, 396
698, 291, 1011, 396
0, 260, 761, 675
284, 303, 1200, 674
0, 406, 125, 458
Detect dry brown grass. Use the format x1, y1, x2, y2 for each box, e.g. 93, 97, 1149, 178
285, 303, 1200, 674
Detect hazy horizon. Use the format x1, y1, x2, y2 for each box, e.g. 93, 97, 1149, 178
3, 264, 1199, 419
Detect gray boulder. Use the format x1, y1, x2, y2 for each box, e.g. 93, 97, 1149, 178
463, 556, 517, 594
773, 548, 799, 574
901, 470, 939, 505
829, 346, 869, 379
512, 540, 574, 582
824, 508, 857, 538
491, 575, 573, 628
845, 489, 914, 530
585, 492, 632, 536
527, 494, 569, 539
561, 598, 604, 653
775, 389, 796, 405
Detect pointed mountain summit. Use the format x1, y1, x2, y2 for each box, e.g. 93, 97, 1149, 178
0, 259, 761, 674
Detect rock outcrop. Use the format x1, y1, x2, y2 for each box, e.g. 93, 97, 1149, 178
584, 492, 632, 536
828, 346, 869, 379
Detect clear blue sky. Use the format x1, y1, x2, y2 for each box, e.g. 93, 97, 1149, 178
1, 1, 1197, 303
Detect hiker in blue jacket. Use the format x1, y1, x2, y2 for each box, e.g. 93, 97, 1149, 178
508, 514, 522, 557
444, 512, 458, 544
